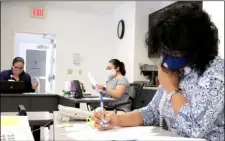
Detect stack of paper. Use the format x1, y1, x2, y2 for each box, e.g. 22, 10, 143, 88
1, 116, 34, 141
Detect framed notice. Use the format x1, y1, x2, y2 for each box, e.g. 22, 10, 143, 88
73, 53, 82, 65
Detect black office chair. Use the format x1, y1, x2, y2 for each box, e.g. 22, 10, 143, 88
86, 83, 144, 112
103, 83, 144, 113
128, 83, 145, 110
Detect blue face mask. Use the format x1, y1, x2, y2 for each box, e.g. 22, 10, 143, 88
162, 56, 188, 70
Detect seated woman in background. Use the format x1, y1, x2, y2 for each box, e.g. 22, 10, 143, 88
0, 57, 39, 92
92, 59, 130, 112
91, 2, 224, 141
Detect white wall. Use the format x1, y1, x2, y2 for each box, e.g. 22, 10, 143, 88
113, 1, 136, 82
3, 1, 222, 93
203, 1, 224, 59
133, 1, 175, 81
1, 1, 120, 93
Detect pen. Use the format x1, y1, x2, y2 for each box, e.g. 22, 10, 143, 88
95, 88, 107, 127
100, 93, 108, 127
99, 94, 105, 123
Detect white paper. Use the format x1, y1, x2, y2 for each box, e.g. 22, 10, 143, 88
64, 126, 155, 140
73, 53, 81, 65
34, 76, 40, 84
34, 76, 40, 92
63, 124, 206, 141
88, 72, 97, 86
1, 116, 34, 141
140, 135, 206, 141
64, 124, 91, 132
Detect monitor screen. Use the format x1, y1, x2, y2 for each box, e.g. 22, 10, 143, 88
147, 1, 203, 58
0, 81, 28, 94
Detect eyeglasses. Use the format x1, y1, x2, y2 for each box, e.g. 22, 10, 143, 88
13, 66, 24, 70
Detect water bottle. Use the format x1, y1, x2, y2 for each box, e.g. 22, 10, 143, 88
64, 80, 71, 96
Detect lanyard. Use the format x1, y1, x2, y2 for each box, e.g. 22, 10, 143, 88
159, 90, 167, 128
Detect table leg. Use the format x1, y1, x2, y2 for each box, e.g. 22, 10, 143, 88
32, 126, 40, 141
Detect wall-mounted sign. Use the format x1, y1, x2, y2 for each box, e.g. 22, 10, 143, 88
73, 53, 82, 65
30, 8, 46, 18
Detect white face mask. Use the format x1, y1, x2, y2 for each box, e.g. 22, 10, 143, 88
107, 69, 116, 79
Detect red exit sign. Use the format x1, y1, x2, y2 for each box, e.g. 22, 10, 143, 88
30, 8, 46, 18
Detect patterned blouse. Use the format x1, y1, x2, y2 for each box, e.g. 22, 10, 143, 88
139, 57, 224, 141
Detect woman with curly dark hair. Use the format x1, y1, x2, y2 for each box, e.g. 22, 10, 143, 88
91, 2, 224, 141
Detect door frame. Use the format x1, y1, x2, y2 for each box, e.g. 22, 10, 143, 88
13, 30, 56, 57
14, 30, 57, 92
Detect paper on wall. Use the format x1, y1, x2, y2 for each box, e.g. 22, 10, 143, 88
73, 53, 81, 65
88, 72, 97, 86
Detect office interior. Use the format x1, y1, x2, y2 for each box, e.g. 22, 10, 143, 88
0, 1, 224, 141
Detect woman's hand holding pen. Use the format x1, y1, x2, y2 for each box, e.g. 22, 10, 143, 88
91, 109, 117, 130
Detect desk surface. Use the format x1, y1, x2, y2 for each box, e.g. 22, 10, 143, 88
53, 111, 180, 141
0, 93, 115, 102
59, 94, 116, 103
1, 112, 53, 126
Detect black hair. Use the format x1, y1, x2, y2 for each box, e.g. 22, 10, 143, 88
145, 2, 219, 75
109, 59, 126, 76
12, 57, 25, 65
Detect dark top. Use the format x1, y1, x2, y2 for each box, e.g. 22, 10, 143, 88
0, 69, 35, 92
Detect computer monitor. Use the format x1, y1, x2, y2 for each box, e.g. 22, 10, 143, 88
0, 81, 28, 93
72, 80, 84, 98
72, 80, 99, 99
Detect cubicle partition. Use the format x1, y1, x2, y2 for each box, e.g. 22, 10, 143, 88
1, 88, 156, 113
0, 93, 116, 112
1, 94, 59, 112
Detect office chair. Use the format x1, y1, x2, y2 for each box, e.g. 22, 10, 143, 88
103, 83, 144, 113
86, 83, 144, 112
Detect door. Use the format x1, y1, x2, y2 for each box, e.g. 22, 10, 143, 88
26, 50, 46, 93
18, 42, 55, 93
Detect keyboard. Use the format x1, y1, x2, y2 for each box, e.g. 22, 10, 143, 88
82, 95, 99, 98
